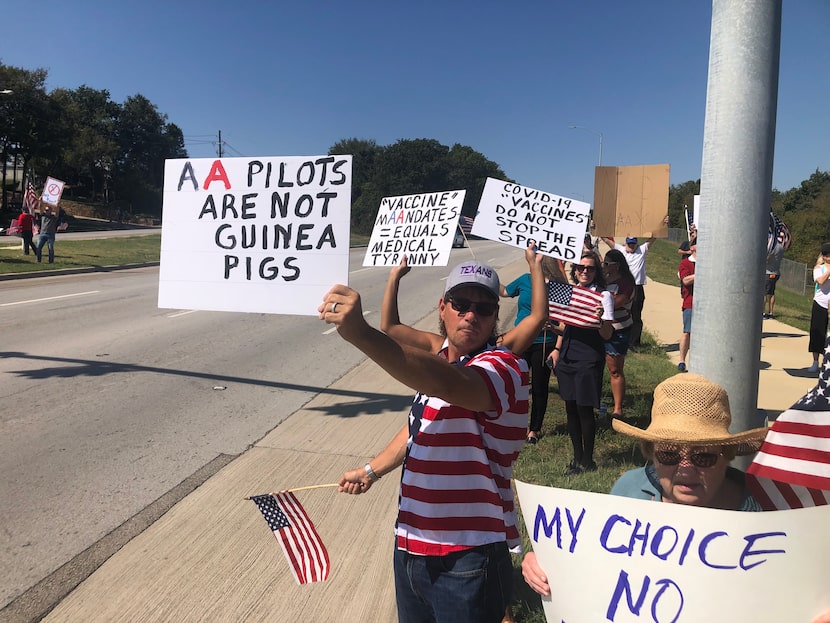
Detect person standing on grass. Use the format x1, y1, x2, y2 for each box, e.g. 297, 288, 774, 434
34, 203, 60, 264
808, 243, 830, 373
600, 234, 656, 349
764, 236, 784, 319
677, 241, 696, 372
501, 254, 567, 444
17, 206, 37, 256
328, 256, 537, 623
550, 251, 614, 475
601, 248, 635, 419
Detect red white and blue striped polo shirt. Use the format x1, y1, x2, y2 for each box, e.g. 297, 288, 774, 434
395, 343, 529, 556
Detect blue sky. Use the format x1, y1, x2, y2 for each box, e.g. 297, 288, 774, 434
2, 1, 827, 202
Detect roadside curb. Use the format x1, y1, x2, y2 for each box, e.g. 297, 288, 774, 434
0, 262, 160, 281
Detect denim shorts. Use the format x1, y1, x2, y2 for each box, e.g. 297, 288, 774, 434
604, 328, 632, 357
682, 307, 693, 333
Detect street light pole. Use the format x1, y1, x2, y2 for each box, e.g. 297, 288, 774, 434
568, 124, 603, 166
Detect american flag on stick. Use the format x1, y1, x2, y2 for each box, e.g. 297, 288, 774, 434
251, 491, 330, 584
547, 280, 603, 329
23, 180, 38, 215
746, 336, 830, 510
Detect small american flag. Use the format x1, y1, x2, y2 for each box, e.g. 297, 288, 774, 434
251, 491, 330, 584
746, 336, 830, 510
547, 280, 603, 329
23, 180, 38, 214
684, 206, 694, 239
459, 214, 474, 235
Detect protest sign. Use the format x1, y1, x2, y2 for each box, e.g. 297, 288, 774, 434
40, 176, 66, 206
362, 190, 466, 267
472, 178, 590, 261
158, 155, 352, 316
593, 164, 669, 238
516, 479, 830, 622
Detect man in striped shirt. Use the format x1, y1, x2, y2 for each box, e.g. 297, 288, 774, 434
321, 260, 530, 623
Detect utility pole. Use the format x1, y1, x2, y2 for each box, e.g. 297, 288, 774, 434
692, 0, 782, 465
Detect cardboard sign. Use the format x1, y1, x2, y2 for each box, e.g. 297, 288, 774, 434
40, 176, 66, 206
362, 190, 466, 267
472, 178, 591, 261
593, 165, 669, 238
158, 155, 352, 316
516, 479, 830, 622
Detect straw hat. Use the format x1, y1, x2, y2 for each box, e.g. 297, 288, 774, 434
612, 373, 768, 455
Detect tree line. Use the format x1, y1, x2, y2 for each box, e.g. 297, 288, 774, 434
667, 170, 830, 266
0, 62, 186, 215
3, 61, 827, 263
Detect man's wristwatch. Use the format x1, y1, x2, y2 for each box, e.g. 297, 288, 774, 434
364, 463, 380, 482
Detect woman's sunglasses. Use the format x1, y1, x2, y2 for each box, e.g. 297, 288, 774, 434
446, 296, 498, 317
654, 449, 720, 468
574, 265, 597, 273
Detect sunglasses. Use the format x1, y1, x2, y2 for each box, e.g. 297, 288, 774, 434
654, 448, 721, 468
602, 261, 618, 266
574, 265, 597, 273
447, 296, 498, 317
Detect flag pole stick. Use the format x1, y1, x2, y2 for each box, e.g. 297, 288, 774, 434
244, 483, 340, 500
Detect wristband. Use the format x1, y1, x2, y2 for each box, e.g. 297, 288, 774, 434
364, 463, 380, 482
553, 346, 560, 352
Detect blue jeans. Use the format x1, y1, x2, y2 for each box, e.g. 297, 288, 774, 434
394, 542, 512, 623
35, 233, 56, 263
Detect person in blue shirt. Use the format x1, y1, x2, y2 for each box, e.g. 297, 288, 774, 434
500, 255, 567, 443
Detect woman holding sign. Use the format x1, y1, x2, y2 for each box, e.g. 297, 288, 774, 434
549, 251, 614, 475
522, 374, 767, 590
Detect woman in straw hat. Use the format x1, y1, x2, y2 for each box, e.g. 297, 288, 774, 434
520, 373, 769, 596
609, 372, 768, 509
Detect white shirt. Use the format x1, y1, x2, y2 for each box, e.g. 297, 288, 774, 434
614, 242, 651, 285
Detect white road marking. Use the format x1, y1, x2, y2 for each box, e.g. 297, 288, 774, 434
0, 290, 100, 307
167, 310, 198, 318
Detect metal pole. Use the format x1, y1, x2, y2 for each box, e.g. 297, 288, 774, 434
218, 130, 223, 158
692, 0, 782, 463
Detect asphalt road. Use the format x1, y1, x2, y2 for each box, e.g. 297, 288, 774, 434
0, 238, 522, 611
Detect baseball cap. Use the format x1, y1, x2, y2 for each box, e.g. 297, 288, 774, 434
625, 237, 638, 245
444, 260, 500, 300
822, 243, 830, 256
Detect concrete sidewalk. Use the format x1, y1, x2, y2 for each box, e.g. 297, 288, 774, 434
641, 278, 817, 419
19, 264, 820, 623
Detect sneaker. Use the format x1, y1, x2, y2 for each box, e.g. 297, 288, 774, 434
677, 362, 687, 372
762, 313, 770, 319
807, 362, 820, 373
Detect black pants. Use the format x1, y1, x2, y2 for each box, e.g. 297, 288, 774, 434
21, 232, 37, 255
523, 341, 555, 433
629, 285, 646, 346
808, 300, 829, 354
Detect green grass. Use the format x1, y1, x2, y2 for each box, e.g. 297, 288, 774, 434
0, 235, 162, 273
